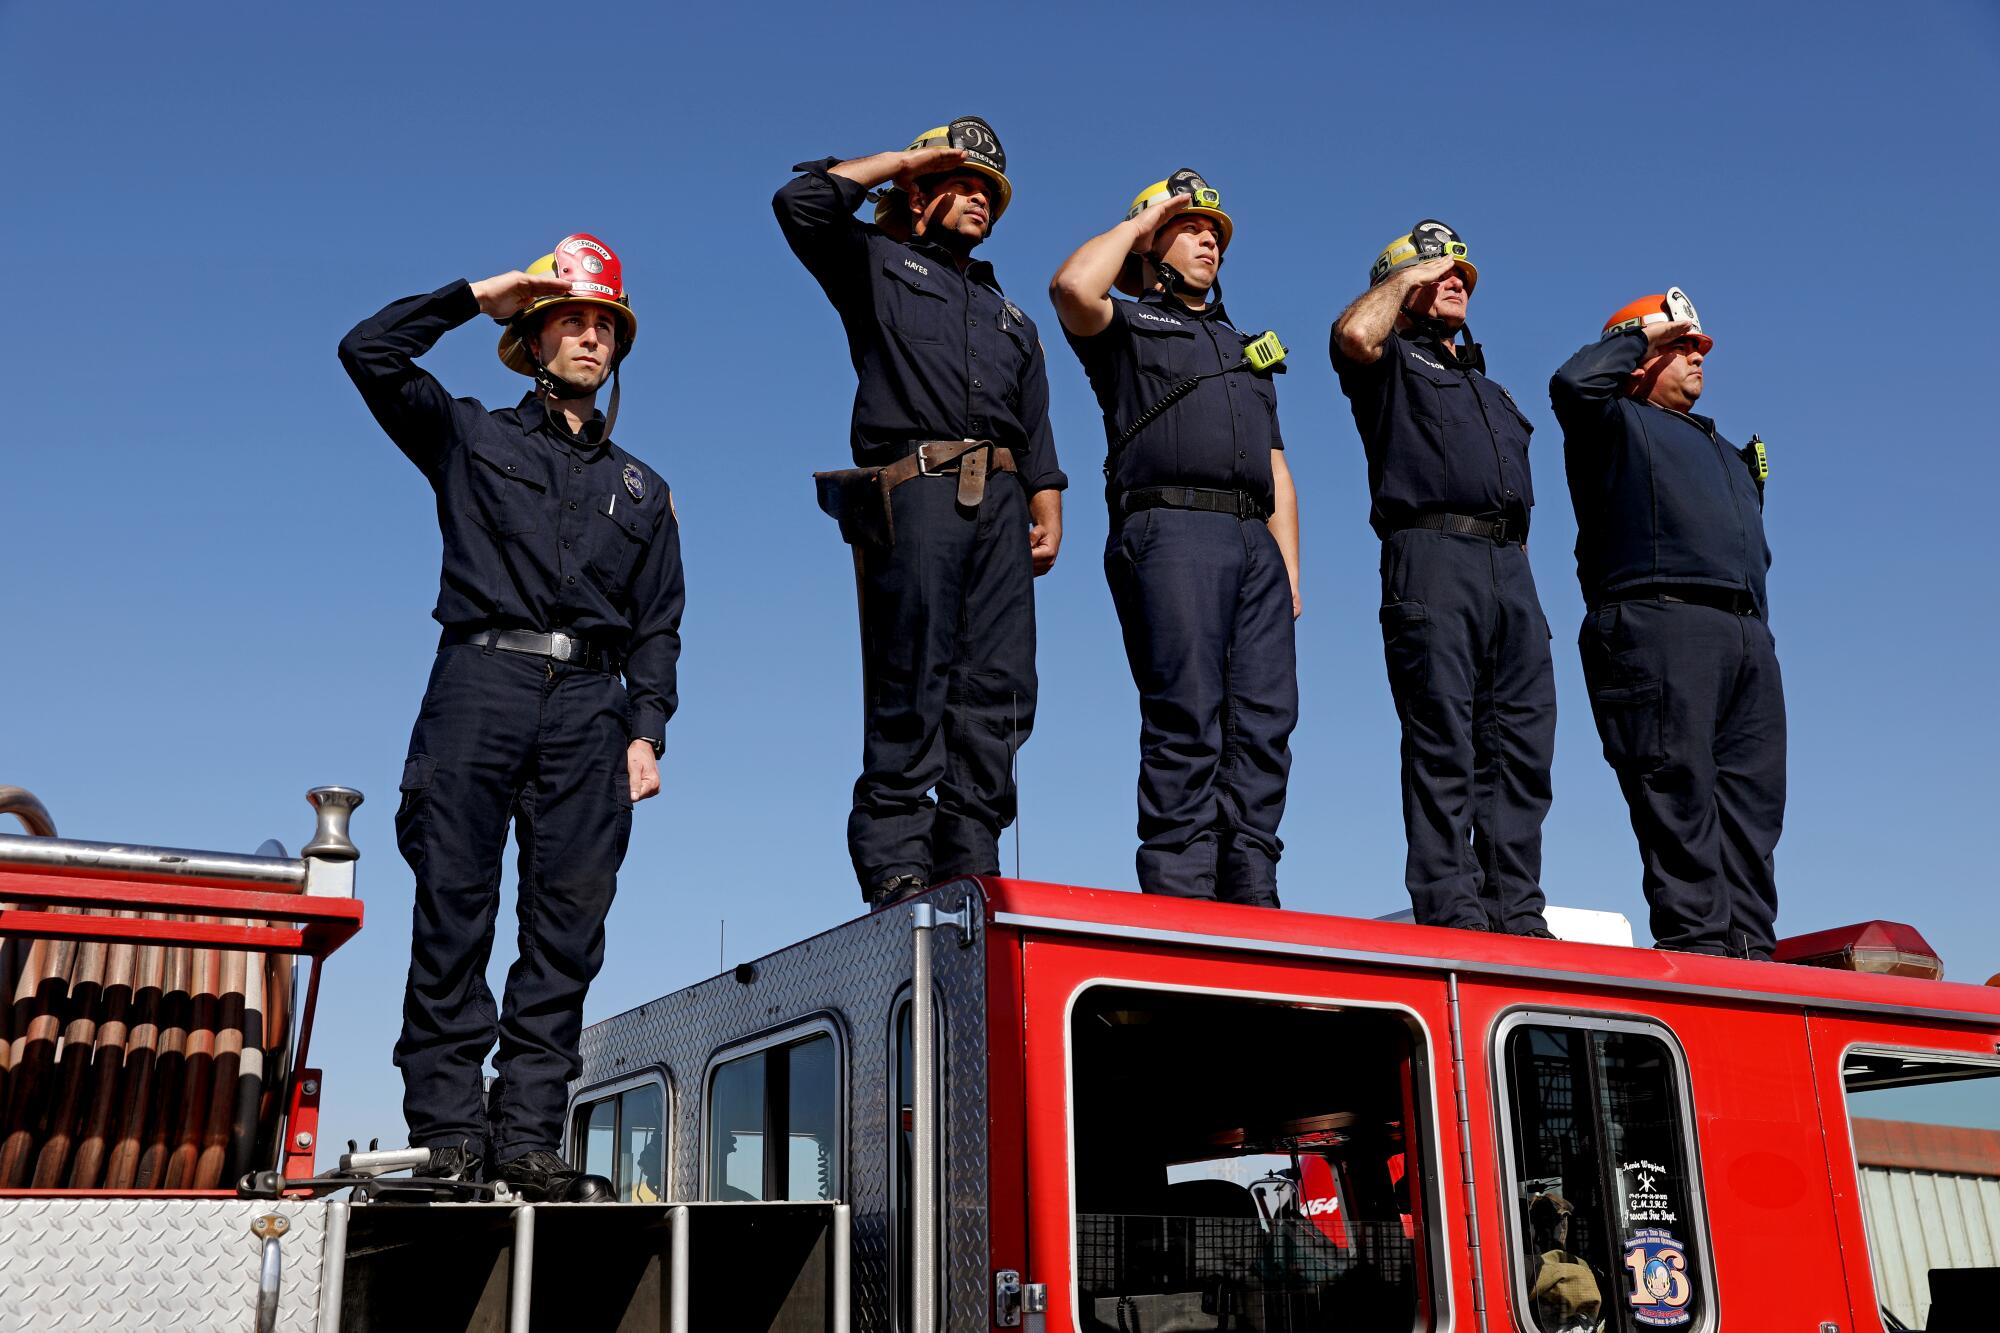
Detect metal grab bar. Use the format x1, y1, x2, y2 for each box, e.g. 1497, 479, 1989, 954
0, 785, 363, 897
0, 785, 56, 838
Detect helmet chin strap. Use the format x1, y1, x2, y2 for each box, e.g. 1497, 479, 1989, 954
530, 351, 618, 438
1150, 254, 1219, 307
1402, 302, 1484, 374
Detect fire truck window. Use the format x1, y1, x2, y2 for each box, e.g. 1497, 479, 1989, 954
1841, 1049, 2000, 1331
1069, 987, 1433, 1332
705, 1030, 841, 1202
1503, 1021, 1706, 1333
619, 1085, 665, 1202
570, 1080, 666, 1202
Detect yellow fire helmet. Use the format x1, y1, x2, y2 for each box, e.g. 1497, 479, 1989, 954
1369, 218, 1478, 293
495, 234, 638, 378
872, 115, 1012, 230
1117, 169, 1232, 296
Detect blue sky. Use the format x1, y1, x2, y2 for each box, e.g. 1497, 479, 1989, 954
3, 3, 1997, 1154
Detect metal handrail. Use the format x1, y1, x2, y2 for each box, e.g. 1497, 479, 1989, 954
0, 785, 363, 898
0, 786, 56, 838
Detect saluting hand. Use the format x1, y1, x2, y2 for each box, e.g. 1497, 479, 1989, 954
895, 145, 968, 185
470, 270, 574, 321
1643, 319, 1699, 351
626, 739, 662, 803
1399, 256, 1459, 287
1125, 192, 1192, 250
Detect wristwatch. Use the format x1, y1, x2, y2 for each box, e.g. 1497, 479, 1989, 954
643, 736, 665, 759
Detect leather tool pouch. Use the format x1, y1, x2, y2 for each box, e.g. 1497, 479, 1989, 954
814, 467, 895, 548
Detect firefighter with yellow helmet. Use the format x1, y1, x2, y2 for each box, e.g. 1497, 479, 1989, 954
337, 236, 685, 1199
1050, 169, 1299, 905
1330, 221, 1557, 938
774, 118, 1069, 908
1550, 289, 1785, 959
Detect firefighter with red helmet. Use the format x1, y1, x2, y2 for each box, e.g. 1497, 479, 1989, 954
1550, 290, 1785, 959
337, 236, 684, 1198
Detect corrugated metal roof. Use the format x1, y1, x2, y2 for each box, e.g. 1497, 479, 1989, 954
1858, 1165, 2000, 1328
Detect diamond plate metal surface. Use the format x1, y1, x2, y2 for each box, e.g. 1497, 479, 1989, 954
575, 881, 990, 1332
0, 1198, 328, 1331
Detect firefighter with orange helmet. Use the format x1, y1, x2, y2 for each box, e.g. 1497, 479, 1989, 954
337, 236, 684, 1198
1329, 221, 1557, 939
1550, 289, 1784, 959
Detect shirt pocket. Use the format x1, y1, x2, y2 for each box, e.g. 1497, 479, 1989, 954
584, 494, 651, 597
465, 439, 546, 536
1125, 315, 1196, 383
1405, 359, 1473, 425
880, 257, 949, 343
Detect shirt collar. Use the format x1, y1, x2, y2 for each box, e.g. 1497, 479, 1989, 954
907, 237, 1002, 292
1139, 289, 1227, 325
517, 393, 609, 451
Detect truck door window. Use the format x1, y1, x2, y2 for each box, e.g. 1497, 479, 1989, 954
1841, 1048, 2000, 1331
1069, 986, 1436, 1332
1500, 1017, 1709, 1333
568, 1077, 667, 1202
705, 1028, 841, 1201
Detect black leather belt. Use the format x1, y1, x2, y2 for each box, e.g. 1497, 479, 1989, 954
1120, 486, 1270, 522
442, 628, 624, 673
1397, 512, 1523, 544
1601, 584, 1760, 616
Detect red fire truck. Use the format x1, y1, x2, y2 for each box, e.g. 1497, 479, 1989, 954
568, 879, 2000, 1333
4, 787, 1997, 1331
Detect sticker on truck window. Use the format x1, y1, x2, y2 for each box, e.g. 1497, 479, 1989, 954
1622, 1228, 1695, 1327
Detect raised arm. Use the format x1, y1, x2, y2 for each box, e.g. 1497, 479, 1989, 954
1047, 194, 1192, 338
1548, 319, 1695, 430
1329, 256, 1456, 366
338, 271, 567, 476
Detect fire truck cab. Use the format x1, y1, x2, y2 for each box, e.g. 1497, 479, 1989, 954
570, 879, 2000, 1333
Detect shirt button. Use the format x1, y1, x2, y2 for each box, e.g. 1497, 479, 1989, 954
561, 540, 571, 550
572, 465, 581, 475
505, 464, 516, 473
568, 501, 578, 511
972, 379, 982, 388
566, 575, 576, 585
970, 350, 979, 359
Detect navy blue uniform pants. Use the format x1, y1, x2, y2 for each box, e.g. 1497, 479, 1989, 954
1378, 528, 1555, 931
1580, 599, 1786, 958
1106, 508, 1297, 904
393, 643, 633, 1162
849, 475, 1034, 892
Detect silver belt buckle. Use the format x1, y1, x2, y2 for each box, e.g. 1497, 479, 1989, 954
549, 632, 574, 663
916, 442, 936, 476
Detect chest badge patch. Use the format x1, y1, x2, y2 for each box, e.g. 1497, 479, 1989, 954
622, 463, 646, 501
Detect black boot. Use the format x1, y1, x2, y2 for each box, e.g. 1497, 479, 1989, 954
422, 1141, 484, 1183
494, 1149, 616, 1202
866, 874, 929, 913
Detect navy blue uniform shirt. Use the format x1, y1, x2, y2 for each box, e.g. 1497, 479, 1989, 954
773, 159, 1067, 493
1062, 291, 1284, 512
337, 280, 685, 746
1551, 328, 1770, 611
1330, 327, 1536, 539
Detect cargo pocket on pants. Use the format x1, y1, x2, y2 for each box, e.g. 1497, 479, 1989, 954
394, 753, 436, 868
1379, 601, 1430, 701
1590, 679, 1665, 774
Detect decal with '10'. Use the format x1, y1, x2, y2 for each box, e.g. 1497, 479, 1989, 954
1623, 1228, 1694, 1327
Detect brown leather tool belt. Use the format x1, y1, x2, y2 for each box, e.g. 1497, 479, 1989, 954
813, 440, 1017, 548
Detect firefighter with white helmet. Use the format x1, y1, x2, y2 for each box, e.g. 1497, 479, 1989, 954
1330, 220, 1557, 939
1550, 289, 1785, 959
1050, 168, 1300, 906
774, 117, 1069, 909
337, 236, 684, 1199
